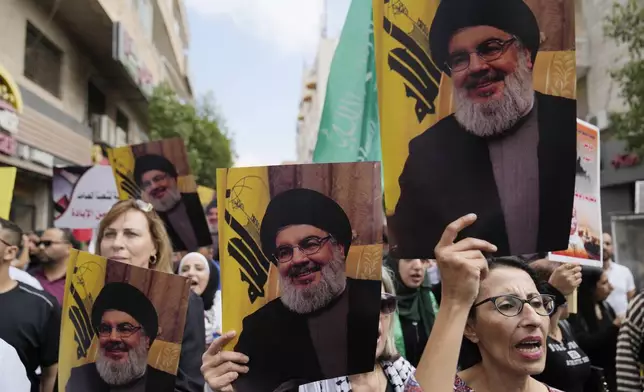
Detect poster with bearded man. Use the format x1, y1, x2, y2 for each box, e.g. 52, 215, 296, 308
216, 162, 383, 391
108, 137, 211, 252
58, 251, 191, 392
376, 0, 577, 259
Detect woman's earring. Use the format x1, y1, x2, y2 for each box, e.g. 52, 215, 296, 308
149, 254, 157, 265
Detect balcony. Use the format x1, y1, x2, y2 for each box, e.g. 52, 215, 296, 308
576, 36, 590, 79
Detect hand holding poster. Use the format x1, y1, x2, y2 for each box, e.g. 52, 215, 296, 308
549, 120, 603, 268
217, 162, 383, 391
58, 251, 191, 392
107, 138, 211, 251
376, 0, 578, 259
53, 166, 119, 228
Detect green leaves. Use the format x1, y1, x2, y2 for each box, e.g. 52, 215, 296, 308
604, 0, 644, 155
148, 83, 235, 188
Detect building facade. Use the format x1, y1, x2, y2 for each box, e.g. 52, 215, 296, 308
295, 37, 338, 163
0, 0, 192, 231
576, 0, 644, 230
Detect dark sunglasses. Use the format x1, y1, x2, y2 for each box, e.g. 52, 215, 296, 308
381, 292, 397, 315
37, 240, 66, 247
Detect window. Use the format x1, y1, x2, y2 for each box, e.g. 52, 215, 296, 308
115, 110, 129, 147
135, 0, 154, 40
24, 22, 63, 97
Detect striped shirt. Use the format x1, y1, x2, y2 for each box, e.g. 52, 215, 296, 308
616, 292, 644, 392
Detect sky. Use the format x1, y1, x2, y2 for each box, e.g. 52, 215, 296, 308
185, 0, 351, 167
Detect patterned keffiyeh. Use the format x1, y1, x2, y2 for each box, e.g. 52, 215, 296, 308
298, 356, 420, 392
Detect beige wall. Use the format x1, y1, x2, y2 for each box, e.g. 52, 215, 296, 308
579, 0, 629, 116
0, 0, 90, 123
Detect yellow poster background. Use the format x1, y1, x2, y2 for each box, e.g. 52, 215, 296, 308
0, 167, 16, 219
218, 163, 383, 350
374, 0, 577, 215
58, 250, 189, 391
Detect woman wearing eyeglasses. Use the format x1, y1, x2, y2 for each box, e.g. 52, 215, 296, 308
295, 266, 420, 392
414, 214, 563, 392
95, 199, 207, 392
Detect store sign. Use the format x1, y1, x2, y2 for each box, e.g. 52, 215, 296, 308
0, 132, 16, 156
112, 22, 155, 97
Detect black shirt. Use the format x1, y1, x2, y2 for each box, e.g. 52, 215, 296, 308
0, 282, 61, 392
534, 321, 591, 392
400, 317, 428, 367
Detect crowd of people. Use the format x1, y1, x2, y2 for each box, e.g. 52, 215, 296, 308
1, 201, 642, 392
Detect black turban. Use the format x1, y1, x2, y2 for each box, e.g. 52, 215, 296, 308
91, 282, 159, 344
429, 0, 540, 75
260, 188, 352, 264
133, 154, 178, 186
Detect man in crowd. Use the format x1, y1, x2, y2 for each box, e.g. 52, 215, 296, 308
29, 227, 73, 305
390, 0, 576, 259
233, 188, 381, 391
67, 282, 175, 392
133, 154, 211, 252
603, 232, 636, 318
205, 199, 219, 259
0, 218, 60, 392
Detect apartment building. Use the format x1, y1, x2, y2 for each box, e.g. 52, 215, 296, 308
296, 37, 338, 163
0, 0, 192, 231
575, 0, 644, 228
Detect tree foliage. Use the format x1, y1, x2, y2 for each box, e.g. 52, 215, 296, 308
148, 83, 235, 188
604, 0, 644, 154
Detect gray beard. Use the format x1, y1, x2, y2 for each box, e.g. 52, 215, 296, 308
149, 187, 182, 213
279, 248, 347, 314
95, 336, 149, 386
454, 53, 534, 137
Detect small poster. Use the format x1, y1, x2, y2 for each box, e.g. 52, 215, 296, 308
550, 120, 602, 267
58, 250, 191, 392
107, 137, 211, 251
53, 166, 119, 228
217, 162, 383, 391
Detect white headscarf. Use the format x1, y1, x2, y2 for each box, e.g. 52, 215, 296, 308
178, 252, 210, 275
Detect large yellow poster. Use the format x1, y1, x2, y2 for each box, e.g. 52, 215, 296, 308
218, 162, 383, 391
377, 0, 578, 259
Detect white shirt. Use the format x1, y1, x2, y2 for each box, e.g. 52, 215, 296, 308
605, 261, 636, 317
9, 266, 44, 290
0, 338, 31, 391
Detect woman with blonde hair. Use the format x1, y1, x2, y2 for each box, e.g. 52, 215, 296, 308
96, 199, 206, 392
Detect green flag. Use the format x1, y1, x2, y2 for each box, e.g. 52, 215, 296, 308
313, 0, 381, 163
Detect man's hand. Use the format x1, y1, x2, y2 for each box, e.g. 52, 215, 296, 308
201, 331, 249, 392
549, 263, 582, 296
434, 214, 497, 306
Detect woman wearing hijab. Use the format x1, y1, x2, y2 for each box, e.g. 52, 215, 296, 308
179, 252, 222, 347
386, 256, 438, 367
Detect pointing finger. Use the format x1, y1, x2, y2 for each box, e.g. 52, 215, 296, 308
437, 213, 478, 248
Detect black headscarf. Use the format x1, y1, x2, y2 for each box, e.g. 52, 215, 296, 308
260, 189, 352, 263
91, 282, 159, 344
201, 259, 219, 311
133, 154, 178, 186
429, 0, 540, 75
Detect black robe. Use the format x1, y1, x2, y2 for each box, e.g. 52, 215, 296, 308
66, 364, 176, 392
158, 193, 212, 252
389, 92, 577, 259
233, 278, 381, 392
